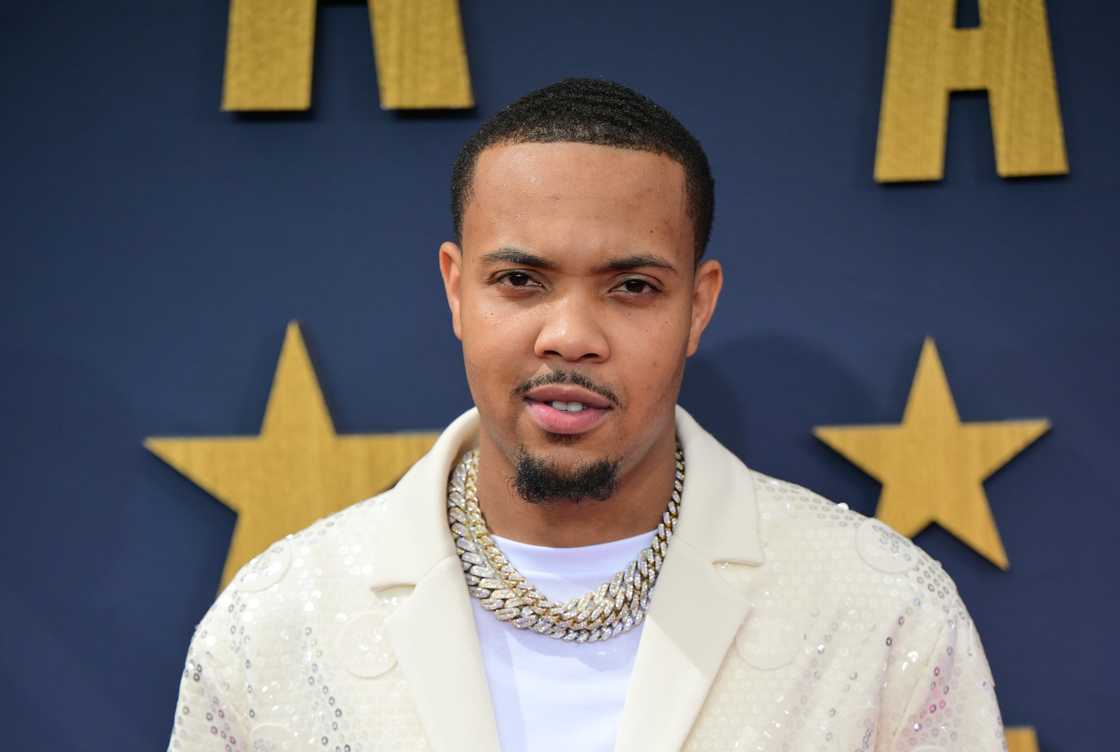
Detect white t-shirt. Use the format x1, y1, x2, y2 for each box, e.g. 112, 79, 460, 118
470, 530, 655, 752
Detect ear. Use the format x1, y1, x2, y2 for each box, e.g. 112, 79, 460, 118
438, 241, 464, 341
686, 259, 723, 357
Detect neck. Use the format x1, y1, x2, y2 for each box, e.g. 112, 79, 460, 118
473, 425, 679, 547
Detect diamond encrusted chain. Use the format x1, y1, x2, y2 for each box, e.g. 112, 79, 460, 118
446, 443, 685, 643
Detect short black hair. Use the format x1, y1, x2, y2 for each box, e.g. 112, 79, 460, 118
451, 78, 715, 263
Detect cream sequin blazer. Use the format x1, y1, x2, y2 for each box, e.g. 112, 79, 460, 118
168, 407, 1006, 751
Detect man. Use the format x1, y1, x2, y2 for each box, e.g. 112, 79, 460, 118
168, 79, 1005, 751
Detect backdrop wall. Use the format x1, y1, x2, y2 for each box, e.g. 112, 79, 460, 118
3, 1, 1117, 749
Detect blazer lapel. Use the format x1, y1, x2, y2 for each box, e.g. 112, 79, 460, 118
368, 409, 501, 752
384, 557, 501, 752
613, 406, 766, 751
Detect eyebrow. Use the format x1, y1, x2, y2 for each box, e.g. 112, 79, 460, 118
480, 248, 678, 274
595, 254, 677, 274
480, 248, 559, 270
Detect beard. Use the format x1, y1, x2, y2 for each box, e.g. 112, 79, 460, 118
513, 448, 620, 504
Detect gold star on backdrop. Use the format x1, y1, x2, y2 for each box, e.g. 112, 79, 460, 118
146, 322, 438, 589
814, 338, 1049, 570
1007, 727, 1041, 752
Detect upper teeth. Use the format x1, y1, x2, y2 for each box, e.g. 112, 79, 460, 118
550, 401, 586, 412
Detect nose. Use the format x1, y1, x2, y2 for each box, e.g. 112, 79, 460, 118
533, 294, 610, 364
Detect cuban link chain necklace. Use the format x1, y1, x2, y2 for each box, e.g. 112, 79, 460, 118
446, 443, 684, 643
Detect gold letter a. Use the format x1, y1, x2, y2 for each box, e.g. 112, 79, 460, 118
875, 0, 1068, 182
221, 0, 473, 111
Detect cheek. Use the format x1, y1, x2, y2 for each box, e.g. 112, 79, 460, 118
612, 309, 690, 403
461, 298, 535, 393
462, 330, 507, 388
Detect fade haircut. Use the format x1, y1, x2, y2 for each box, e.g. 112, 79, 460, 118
451, 78, 715, 263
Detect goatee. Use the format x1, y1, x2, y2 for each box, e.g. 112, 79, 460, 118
513, 449, 619, 503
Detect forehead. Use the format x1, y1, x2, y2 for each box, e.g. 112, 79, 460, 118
463, 141, 692, 265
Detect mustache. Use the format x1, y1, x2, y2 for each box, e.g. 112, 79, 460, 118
511, 370, 621, 408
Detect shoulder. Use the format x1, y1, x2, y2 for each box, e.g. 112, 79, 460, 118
224, 488, 403, 599
747, 469, 971, 624
194, 429, 457, 636
169, 483, 429, 744
735, 469, 995, 690
740, 471, 1002, 743
190, 486, 402, 645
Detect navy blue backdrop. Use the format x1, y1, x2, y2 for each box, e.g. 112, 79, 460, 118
3, 1, 1117, 749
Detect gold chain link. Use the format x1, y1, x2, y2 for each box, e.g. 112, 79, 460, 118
447, 444, 684, 643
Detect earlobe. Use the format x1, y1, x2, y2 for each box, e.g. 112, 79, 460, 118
686, 259, 723, 357
438, 241, 464, 341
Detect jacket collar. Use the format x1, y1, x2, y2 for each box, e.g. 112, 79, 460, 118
670, 404, 766, 567
365, 405, 766, 751
367, 407, 480, 590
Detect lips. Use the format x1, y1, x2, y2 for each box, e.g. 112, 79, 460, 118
524, 385, 613, 409
523, 384, 613, 435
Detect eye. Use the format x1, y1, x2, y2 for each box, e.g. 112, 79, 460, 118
614, 278, 659, 295
494, 270, 542, 289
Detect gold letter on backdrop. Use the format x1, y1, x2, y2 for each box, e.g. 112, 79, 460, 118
222, 0, 474, 111
875, 0, 1068, 182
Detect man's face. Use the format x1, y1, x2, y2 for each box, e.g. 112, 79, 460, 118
439, 141, 721, 494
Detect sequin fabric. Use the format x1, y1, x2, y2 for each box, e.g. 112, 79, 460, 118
167, 419, 1005, 751
167, 501, 431, 752
682, 474, 1006, 752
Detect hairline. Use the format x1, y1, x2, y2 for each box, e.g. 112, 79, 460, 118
456, 137, 704, 267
